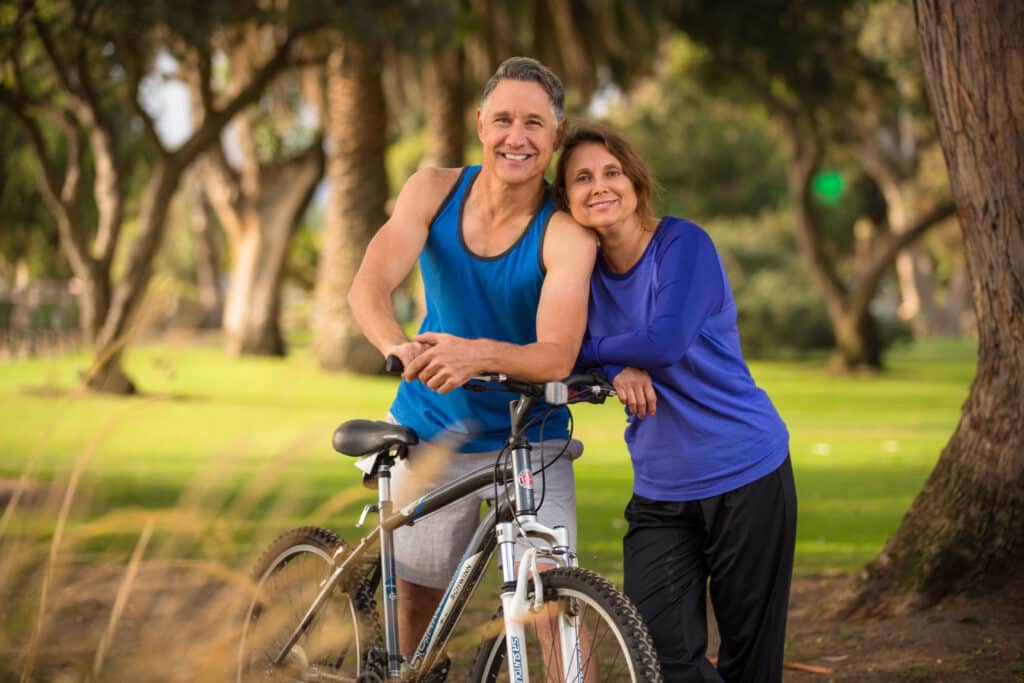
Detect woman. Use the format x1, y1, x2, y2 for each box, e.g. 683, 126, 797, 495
554, 122, 797, 683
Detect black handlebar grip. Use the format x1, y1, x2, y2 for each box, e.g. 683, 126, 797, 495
384, 354, 404, 374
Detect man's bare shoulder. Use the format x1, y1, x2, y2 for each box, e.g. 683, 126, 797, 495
409, 166, 463, 196
547, 210, 598, 245
397, 167, 464, 219
543, 210, 598, 270
390, 167, 464, 225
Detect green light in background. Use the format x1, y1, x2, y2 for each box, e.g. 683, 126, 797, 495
813, 170, 845, 206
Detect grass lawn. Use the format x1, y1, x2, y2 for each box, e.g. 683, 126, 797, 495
0, 336, 976, 583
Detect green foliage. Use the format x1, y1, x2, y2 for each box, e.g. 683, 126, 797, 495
709, 208, 912, 357
604, 35, 789, 220
708, 210, 834, 355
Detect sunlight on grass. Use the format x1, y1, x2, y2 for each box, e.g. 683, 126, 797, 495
0, 337, 976, 679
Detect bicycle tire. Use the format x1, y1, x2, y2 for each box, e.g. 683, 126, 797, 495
237, 526, 383, 682
469, 567, 662, 682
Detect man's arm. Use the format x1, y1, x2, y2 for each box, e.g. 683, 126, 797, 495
347, 168, 457, 367
407, 211, 597, 392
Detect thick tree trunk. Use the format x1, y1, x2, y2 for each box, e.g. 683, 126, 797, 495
313, 41, 389, 373
211, 142, 324, 357
221, 215, 285, 356
786, 136, 885, 371
829, 306, 882, 372
846, 0, 1024, 615
422, 46, 465, 168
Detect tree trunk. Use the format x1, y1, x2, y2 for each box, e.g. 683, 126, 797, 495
422, 46, 465, 168
211, 142, 325, 357
189, 173, 223, 329
829, 305, 882, 372
785, 131, 885, 371
845, 0, 1024, 615
313, 41, 389, 373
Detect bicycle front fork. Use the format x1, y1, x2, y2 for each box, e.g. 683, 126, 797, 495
496, 519, 582, 682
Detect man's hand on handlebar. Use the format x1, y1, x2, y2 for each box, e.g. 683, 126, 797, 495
403, 332, 485, 394
383, 341, 428, 375
386, 353, 615, 406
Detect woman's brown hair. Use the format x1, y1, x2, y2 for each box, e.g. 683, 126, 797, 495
554, 122, 658, 230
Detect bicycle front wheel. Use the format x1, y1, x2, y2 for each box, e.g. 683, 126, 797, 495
237, 526, 382, 682
470, 567, 662, 682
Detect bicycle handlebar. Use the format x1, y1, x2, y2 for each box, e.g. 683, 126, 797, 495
383, 354, 615, 406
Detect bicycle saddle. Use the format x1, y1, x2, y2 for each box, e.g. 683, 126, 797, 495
333, 419, 419, 457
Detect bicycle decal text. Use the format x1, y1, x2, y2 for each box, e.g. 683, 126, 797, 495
518, 470, 534, 489
412, 552, 482, 666
509, 635, 525, 683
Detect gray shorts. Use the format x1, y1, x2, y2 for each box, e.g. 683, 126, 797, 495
390, 439, 583, 590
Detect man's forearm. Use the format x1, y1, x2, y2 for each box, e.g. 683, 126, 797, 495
474, 338, 578, 382
348, 282, 407, 355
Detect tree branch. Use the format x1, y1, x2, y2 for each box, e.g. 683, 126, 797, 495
121, 42, 166, 155
173, 24, 317, 169
32, 14, 80, 99
0, 86, 96, 280
852, 200, 957, 314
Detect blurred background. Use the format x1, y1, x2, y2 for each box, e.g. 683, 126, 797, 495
2, 1, 1007, 681
0, 0, 966, 379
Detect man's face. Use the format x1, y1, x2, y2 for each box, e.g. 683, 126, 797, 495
477, 79, 562, 185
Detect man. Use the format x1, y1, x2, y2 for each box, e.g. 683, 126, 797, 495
347, 57, 597, 657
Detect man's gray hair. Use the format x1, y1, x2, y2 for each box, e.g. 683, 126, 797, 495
480, 56, 565, 122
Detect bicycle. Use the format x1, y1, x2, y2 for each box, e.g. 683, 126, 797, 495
236, 357, 662, 682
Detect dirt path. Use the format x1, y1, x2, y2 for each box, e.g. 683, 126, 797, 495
781, 575, 1024, 682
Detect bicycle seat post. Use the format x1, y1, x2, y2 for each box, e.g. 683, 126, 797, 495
375, 447, 404, 678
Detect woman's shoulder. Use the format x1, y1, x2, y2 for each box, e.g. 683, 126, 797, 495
654, 216, 716, 253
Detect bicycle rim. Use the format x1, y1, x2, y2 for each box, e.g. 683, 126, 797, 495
471, 567, 662, 682
237, 527, 376, 683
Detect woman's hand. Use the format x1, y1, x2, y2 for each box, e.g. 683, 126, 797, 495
613, 367, 657, 418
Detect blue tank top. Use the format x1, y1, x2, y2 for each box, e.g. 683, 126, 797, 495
390, 166, 570, 452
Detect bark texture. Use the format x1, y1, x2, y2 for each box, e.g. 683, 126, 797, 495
313, 41, 389, 373
846, 0, 1024, 615
422, 46, 466, 168
201, 133, 324, 356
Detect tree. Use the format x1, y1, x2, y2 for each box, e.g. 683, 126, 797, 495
189, 25, 325, 356
845, 0, 1023, 613
312, 38, 389, 372
852, 0, 962, 338
0, 1, 316, 392
310, 3, 455, 372
0, 115, 68, 281
673, 1, 954, 370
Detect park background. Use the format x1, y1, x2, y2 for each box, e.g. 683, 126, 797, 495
1, 1, 1021, 681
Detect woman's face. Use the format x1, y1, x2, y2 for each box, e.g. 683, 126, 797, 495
563, 142, 639, 233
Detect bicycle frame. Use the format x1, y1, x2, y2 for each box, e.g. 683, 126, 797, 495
274, 391, 582, 681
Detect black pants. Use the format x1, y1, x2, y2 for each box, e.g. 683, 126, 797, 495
623, 456, 797, 683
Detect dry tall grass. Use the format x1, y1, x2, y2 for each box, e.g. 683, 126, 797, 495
0, 417, 385, 683
0, 415, 483, 683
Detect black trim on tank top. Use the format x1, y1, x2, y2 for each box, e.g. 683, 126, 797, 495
458, 176, 551, 262
537, 207, 556, 276
427, 166, 473, 229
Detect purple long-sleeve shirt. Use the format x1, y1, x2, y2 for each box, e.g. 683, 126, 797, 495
579, 217, 789, 501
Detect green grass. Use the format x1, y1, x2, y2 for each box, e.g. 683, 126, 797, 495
0, 337, 976, 581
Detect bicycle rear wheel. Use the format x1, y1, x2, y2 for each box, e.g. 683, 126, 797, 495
237, 526, 382, 682
470, 567, 662, 682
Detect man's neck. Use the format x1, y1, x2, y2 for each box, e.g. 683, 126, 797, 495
473, 166, 545, 222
